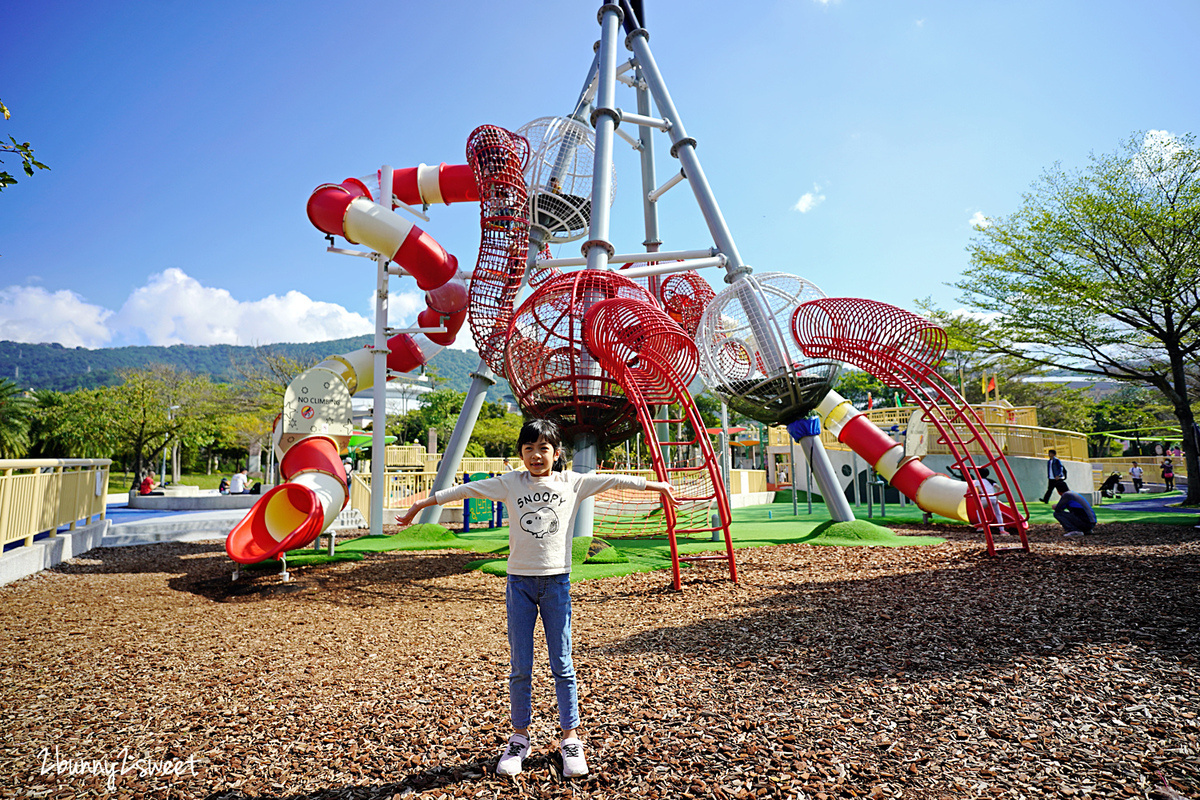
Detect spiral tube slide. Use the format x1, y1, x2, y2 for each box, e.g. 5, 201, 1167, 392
306, 177, 469, 373
815, 389, 973, 522
225, 437, 348, 565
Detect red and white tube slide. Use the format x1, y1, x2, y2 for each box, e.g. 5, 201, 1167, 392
225, 436, 348, 565
816, 389, 973, 522
305, 177, 469, 373
383, 163, 480, 206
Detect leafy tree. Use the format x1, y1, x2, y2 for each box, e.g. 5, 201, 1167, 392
28, 388, 115, 459
413, 388, 467, 443
951, 132, 1200, 503
834, 369, 893, 409
104, 365, 224, 479
468, 413, 525, 456
1088, 386, 1174, 457
0, 100, 49, 192
0, 379, 34, 457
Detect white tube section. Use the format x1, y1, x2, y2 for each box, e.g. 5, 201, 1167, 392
416, 163, 445, 205
343, 198, 413, 257
915, 474, 969, 522
315, 348, 376, 396
290, 471, 347, 530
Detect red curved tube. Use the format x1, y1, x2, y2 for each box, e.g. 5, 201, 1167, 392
225, 437, 348, 565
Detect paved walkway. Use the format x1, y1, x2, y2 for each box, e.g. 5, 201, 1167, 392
1101, 490, 1196, 515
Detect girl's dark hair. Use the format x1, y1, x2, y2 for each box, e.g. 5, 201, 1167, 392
518, 418, 562, 451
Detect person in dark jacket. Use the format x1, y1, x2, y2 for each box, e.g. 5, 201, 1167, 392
1040, 449, 1070, 503
1053, 490, 1096, 538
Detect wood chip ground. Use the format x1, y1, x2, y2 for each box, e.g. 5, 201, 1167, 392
1, 521, 1197, 799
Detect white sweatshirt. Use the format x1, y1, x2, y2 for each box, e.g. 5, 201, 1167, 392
434, 470, 648, 575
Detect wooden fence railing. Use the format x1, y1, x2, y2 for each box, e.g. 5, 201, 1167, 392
0, 459, 112, 549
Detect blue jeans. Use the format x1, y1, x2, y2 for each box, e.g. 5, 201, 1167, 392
506, 573, 579, 731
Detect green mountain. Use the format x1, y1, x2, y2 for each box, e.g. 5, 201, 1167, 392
0, 338, 513, 400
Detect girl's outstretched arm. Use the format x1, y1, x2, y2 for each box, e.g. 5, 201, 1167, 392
645, 480, 679, 507
395, 495, 438, 528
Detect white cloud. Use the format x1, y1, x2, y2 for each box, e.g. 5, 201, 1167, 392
1134, 129, 1191, 187
109, 268, 372, 346
915, 18, 925, 27
969, 211, 990, 229
0, 269, 379, 349
793, 184, 826, 213
387, 290, 426, 327
948, 308, 1003, 323
0, 286, 114, 348
813, 0, 842, 5
0, 269, 492, 355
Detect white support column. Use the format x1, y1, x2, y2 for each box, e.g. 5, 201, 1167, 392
370, 247, 389, 537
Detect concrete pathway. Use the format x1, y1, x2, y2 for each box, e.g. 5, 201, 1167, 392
1100, 490, 1196, 515
103, 497, 244, 547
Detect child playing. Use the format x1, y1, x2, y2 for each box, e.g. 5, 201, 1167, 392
395, 418, 677, 778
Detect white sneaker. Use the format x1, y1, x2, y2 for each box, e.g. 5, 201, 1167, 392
560, 737, 588, 777
496, 734, 530, 776
1064, 530, 1084, 538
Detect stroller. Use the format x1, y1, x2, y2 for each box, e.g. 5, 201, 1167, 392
1100, 472, 1124, 498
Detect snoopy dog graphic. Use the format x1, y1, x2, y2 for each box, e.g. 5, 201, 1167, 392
520, 508, 560, 538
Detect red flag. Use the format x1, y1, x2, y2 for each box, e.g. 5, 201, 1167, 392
986, 376, 996, 395
866, 392, 873, 409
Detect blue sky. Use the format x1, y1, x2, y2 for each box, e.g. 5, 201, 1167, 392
2, 0, 1197, 351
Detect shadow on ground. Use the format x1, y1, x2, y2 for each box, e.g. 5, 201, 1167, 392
595, 522, 1200, 683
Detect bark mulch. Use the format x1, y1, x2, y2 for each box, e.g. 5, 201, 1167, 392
1, 521, 1197, 800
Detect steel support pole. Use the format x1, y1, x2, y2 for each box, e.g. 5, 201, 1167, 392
798, 433, 855, 522
416, 361, 498, 525
626, 28, 786, 374
635, 59, 671, 471
571, 2, 624, 539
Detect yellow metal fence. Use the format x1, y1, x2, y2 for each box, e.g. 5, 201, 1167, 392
1091, 456, 1187, 489
765, 405, 1086, 462
350, 467, 769, 524
0, 459, 111, 549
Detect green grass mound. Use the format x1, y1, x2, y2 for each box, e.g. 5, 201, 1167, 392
396, 523, 458, 542
800, 519, 943, 547
242, 552, 363, 570
583, 537, 628, 564
339, 524, 462, 553
469, 535, 645, 579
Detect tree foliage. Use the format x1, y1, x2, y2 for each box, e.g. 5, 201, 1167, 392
0, 379, 34, 457
952, 131, 1200, 502
0, 99, 50, 193
103, 366, 225, 478
28, 388, 115, 459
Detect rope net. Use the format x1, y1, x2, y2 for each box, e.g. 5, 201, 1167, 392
505, 270, 658, 443
696, 272, 841, 425
466, 125, 532, 377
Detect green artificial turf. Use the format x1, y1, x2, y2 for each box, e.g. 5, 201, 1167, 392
338, 524, 508, 554
319, 494, 1195, 583
466, 535, 666, 581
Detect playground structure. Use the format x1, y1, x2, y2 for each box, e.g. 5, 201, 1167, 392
226, 0, 1030, 583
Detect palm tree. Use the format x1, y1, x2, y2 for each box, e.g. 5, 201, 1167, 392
0, 378, 34, 458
